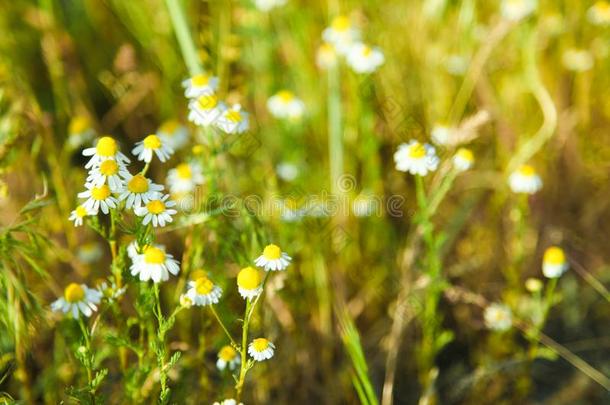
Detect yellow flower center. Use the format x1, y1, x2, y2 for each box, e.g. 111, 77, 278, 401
127, 174, 149, 193
263, 244, 282, 260
91, 185, 111, 201
237, 266, 261, 290
456, 148, 474, 162
225, 110, 242, 123
69, 116, 90, 134
362, 46, 372, 56
176, 163, 192, 179
195, 277, 214, 295
99, 159, 119, 176
197, 94, 218, 110
219, 345, 237, 361
408, 142, 426, 159
144, 246, 166, 264
96, 136, 117, 157
192, 145, 204, 155
146, 200, 165, 214
64, 283, 85, 303
252, 338, 269, 352
277, 90, 294, 102
159, 120, 179, 135
544, 247, 566, 265
191, 73, 210, 87
143, 134, 161, 150
331, 15, 350, 31
75, 205, 88, 218
518, 164, 536, 177
595, 1, 610, 18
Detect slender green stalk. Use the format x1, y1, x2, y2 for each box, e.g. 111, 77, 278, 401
77, 317, 96, 404
164, 0, 203, 76
328, 62, 343, 196
236, 299, 252, 401
210, 305, 237, 346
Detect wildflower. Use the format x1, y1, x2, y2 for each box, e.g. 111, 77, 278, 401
562, 48, 594, 72
322, 15, 360, 55
96, 280, 127, 301
254, 0, 287, 11
501, 0, 537, 21
82, 136, 130, 169
132, 134, 174, 163
51, 283, 103, 319
78, 183, 117, 214
167, 162, 205, 194
215, 104, 249, 134
157, 120, 189, 151
525, 278, 543, 293
130, 244, 180, 283
276, 162, 299, 181
69, 205, 94, 227
430, 124, 455, 146
255, 244, 292, 271
483, 303, 512, 331
346, 42, 384, 74
393, 140, 440, 176
188, 93, 226, 127
237, 266, 263, 299
248, 338, 275, 361
508, 164, 542, 194
185, 276, 223, 306
316, 43, 338, 69
118, 173, 164, 209
216, 345, 240, 371
267, 90, 305, 120
453, 148, 475, 172
77, 242, 103, 264
542, 246, 569, 278
588, 1, 610, 25
182, 73, 219, 98
179, 294, 193, 308
86, 159, 128, 192
134, 194, 177, 227
213, 400, 243, 405
67, 115, 95, 149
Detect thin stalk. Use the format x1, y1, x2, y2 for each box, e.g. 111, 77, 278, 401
236, 299, 252, 401
164, 0, 203, 76
210, 305, 237, 346
328, 62, 343, 196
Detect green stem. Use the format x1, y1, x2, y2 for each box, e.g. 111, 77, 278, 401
210, 305, 237, 346
236, 299, 251, 401
328, 62, 343, 196
77, 317, 95, 403
165, 0, 203, 76
153, 283, 170, 402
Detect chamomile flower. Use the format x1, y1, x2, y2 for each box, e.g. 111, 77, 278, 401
248, 338, 275, 361
51, 283, 103, 319
276, 162, 299, 181
562, 48, 594, 72
501, 0, 537, 21
69, 205, 94, 227
483, 303, 512, 331
393, 140, 440, 176
213, 400, 243, 405
431, 124, 455, 146
118, 173, 164, 209
215, 104, 249, 134
78, 183, 117, 214
157, 120, 189, 151
167, 162, 205, 194
185, 276, 223, 306
188, 94, 226, 127
237, 266, 263, 300
82, 136, 130, 169
179, 294, 193, 308
254, 244, 292, 271
508, 164, 542, 194
86, 159, 128, 191
134, 194, 177, 227
316, 43, 338, 69
129, 244, 180, 283
217, 345, 240, 371
267, 90, 305, 120
67, 115, 95, 149
254, 0, 287, 11
322, 15, 360, 55
588, 1, 610, 25
96, 280, 127, 301
346, 42, 385, 74
132, 134, 174, 163
542, 246, 569, 278
182, 73, 220, 98
453, 148, 475, 172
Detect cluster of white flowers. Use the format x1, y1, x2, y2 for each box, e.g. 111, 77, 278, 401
267, 90, 305, 121
253, 0, 287, 12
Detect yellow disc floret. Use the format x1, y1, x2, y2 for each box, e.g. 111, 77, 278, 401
331, 15, 350, 31
225, 110, 242, 123
198, 94, 218, 110
69, 116, 90, 134
408, 142, 426, 159
96, 136, 118, 157
143, 134, 162, 150
75, 205, 88, 218
160, 120, 179, 135
144, 246, 166, 264
192, 73, 210, 87
219, 345, 237, 361
127, 174, 149, 193
91, 185, 111, 201
277, 90, 294, 102
544, 246, 566, 265
195, 277, 214, 295
456, 148, 474, 162
263, 244, 282, 260
99, 159, 119, 176
176, 163, 192, 179
237, 266, 261, 290
64, 283, 85, 303
252, 338, 269, 352
519, 164, 536, 177
146, 200, 165, 214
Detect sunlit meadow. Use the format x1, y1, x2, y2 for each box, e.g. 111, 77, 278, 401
1, 0, 609, 404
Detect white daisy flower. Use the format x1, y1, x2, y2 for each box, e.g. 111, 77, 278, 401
588, 1, 610, 25
134, 194, 177, 227
508, 164, 542, 194
237, 266, 263, 300
86, 159, 128, 192
118, 173, 164, 209
542, 246, 569, 279
185, 276, 223, 306
254, 0, 287, 11
562, 48, 594, 72
453, 148, 475, 172
181, 73, 220, 98
267, 90, 305, 120
167, 162, 205, 194
188, 94, 227, 127
215, 104, 249, 134
77, 242, 103, 264
213, 399, 243, 405
431, 124, 455, 146
132, 134, 174, 163
157, 120, 189, 151
96, 280, 127, 301
51, 283, 103, 319
346, 42, 385, 74
216, 345, 240, 371
276, 162, 299, 181
82, 136, 130, 169
248, 338, 275, 361
69, 205, 95, 227
501, 0, 537, 21
129, 244, 180, 283
78, 183, 117, 214
393, 140, 440, 176
127, 240, 144, 261
483, 303, 512, 331
254, 244, 292, 271
322, 15, 360, 55
316, 42, 338, 69
67, 115, 95, 150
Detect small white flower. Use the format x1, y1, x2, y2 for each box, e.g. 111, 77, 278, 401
213, 399, 243, 405
86, 159, 128, 192
129, 244, 180, 283
346, 42, 384, 74
185, 276, 223, 306
118, 173, 164, 209
67, 115, 95, 150
167, 162, 205, 194
215, 104, 249, 134
542, 246, 569, 278
132, 134, 174, 163
267, 90, 305, 120
501, 0, 537, 21
588, 1, 610, 26
254, 0, 287, 11
216, 345, 240, 371
562, 48, 594, 72
181, 73, 220, 99
188, 94, 226, 127
393, 140, 439, 176
51, 283, 103, 319
484, 303, 512, 331
237, 266, 263, 300
82, 136, 130, 169
453, 148, 475, 172
322, 15, 360, 55
157, 120, 189, 151
316, 43, 338, 69
78, 183, 117, 214
431, 124, 455, 146
508, 165, 542, 194
254, 244, 292, 271
97, 281, 127, 301
276, 162, 299, 182
134, 194, 177, 227
77, 242, 103, 264
248, 338, 275, 361
69, 205, 95, 227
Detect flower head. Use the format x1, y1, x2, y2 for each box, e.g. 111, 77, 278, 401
213, 400, 243, 405
254, 0, 287, 11
237, 266, 263, 299
134, 194, 177, 227
86, 158, 128, 192
182, 73, 220, 98
254, 244, 292, 271
393, 140, 439, 176
562, 48, 594, 72
453, 148, 475, 172
69, 205, 95, 227
157, 120, 189, 151
118, 173, 164, 209
217, 345, 240, 371
501, 0, 537, 21
508, 164, 542, 194
82, 136, 130, 169
431, 124, 455, 146
67, 115, 95, 149
215, 104, 249, 134
322, 15, 360, 55
185, 276, 223, 306
132, 134, 174, 163
346, 42, 385, 74
316, 43, 338, 69
51, 283, 103, 319
167, 162, 205, 195
188, 94, 226, 127
129, 244, 180, 283
78, 183, 117, 214
267, 90, 305, 120
588, 1, 610, 25
542, 246, 569, 278
483, 303, 512, 331
248, 338, 275, 361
